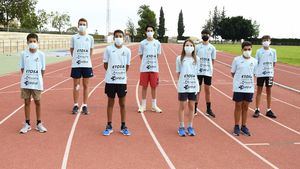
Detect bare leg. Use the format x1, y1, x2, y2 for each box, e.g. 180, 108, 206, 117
73, 78, 80, 104
24, 99, 31, 121
34, 100, 41, 121
255, 86, 263, 109
241, 101, 250, 126
266, 87, 272, 109
234, 102, 242, 125
119, 97, 126, 122
107, 97, 115, 123
82, 78, 89, 104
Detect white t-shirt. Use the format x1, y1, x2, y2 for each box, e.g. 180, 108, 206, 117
103, 45, 131, 84
255, 47, 277, 77
138, 39, 161, 72
176, 55, 200, 93
70, 34, 94, 68
195, 43, 216, 77
20, 50, 46, 90
231, 56, 257, 93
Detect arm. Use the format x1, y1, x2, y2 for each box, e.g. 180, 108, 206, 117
21, 68, 24, 74
126, 65, 129, 72
70, 48, 74, 57
90, 48, 93, 58
231, 72, 235, 77
104, 63, 108, 71
177, 72, 180, 79
41, 70, 45, 77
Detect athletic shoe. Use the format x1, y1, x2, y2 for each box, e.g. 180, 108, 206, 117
102, 126, 113, 136
151, 106, 162, 113
205, 109, 215, 118
72, 105, 79, 114
20, 123, 31, 134
120, 127, 131, 136
253, 109, 260, 118
36, 123, 47, 133
81, 106, 89, 115
233, 125, 240, 136
241, 126, 251, 136
138, 106, 146, 113
186, 127, 196, 136
266, 110, 277, 118
178, 127, 186, 137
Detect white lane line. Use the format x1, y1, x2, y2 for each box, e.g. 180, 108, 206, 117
135, 80, 176, 169
166, 46, 279, 169
294, 142, 300, 145
245, 143, 270, 146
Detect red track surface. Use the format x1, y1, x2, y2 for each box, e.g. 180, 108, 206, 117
0, 44, 299, 169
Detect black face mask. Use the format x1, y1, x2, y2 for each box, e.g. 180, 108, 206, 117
202, 35, 209, 41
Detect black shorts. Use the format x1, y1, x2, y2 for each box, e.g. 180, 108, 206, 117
197, 75, 212, 86
232, 92, 253, 102
178, 92, 197, 101
71, 68, 93, 78
257, 77, 273, 87
105, 83, 127, 98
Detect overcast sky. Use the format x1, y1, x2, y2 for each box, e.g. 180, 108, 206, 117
36, 0, 299, 38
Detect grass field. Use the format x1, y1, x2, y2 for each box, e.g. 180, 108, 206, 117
214, 44, 300, 66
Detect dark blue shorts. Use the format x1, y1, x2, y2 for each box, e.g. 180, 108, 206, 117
232, 92, 253, 102
71, 68, 93, 78
178, 92, 197, 101
105, 83, 127, 98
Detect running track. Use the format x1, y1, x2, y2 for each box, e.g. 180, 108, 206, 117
0, 44, 299, 169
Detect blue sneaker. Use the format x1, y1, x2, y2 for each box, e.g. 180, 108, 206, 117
187, 127, 196, 136
233, 125, 240, 136
241, 125, 251, 136
120, 127, 131, 136
102, 127, 113, 136
178, 127, 186, 137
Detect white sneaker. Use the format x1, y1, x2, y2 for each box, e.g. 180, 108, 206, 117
36, 123, 47, 133
151, 106, 162, 113
20, 123, 31, 134
138, 106, 146, 113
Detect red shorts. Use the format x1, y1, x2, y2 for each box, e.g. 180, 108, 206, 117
139, 72, 159, 88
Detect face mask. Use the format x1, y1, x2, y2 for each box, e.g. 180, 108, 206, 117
243, 50, 252, 58
262, 41, 271, 47
202, 35, 209, 41
146, 32, 154, 38
78, 25, 87, 32
28, 43, 38, 49
184, 46, 194, 55
114, 38, 123, 46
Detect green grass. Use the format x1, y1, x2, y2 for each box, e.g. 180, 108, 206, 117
214, 44, 300, 66
0, 52, 70, 76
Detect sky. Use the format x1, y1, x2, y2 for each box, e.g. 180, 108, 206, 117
36, 0, 300, 39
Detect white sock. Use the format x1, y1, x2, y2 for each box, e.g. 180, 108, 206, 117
188, 122, 193, 128
256, 108, 260, 111
74, 103, 79, 106
152, 99, 157, 107
142, 99, 146, 107
267, 108, 271, 112
179, 122, 184, 128
82, 104, 87, 107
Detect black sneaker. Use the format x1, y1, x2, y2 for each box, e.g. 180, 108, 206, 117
233, 125, 240, 136
266, 110, 276, 118
72, 105, 79, 114
81, 106, 89, 115
241, 125, 251, 136
253, 109, 260, 118
206, 109, 215, 118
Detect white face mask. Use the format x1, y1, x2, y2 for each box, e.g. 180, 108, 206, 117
78, 25, 87, 32
114, 38, 123, 46
28, 43, 38, 49
243, 50, 252, 58
262, 41, 271, 47
184, 46, 194, 55
146, 31, 154, 38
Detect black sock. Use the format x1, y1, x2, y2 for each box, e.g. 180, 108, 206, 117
107, 122, 112, 129
195, 102, 198, 109
25, 120, 30, 125
206, 102, 211, 110
121, 122, 126, 129
37, 120, 41, 125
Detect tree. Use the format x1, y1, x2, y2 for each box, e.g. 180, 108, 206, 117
202, 11, 213, 33
177, 10, 185, 40
50, 11, 71, 33
126, 18, 136, 42
158, 7, 165, 38
66, 26, 78, 33
36, 9, 50, 32
136, 5, 157, 39
203, 6, 226, 38
20, 11, 39, 31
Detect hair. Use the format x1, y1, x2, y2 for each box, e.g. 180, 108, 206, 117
78, 18, 88, 26
181, 39, 197, 63
113, 29, 124, 37
26, 33, 38, 42
241, 41, 252, 49
262, 35, 271, 40
201, 29, 211, 35
145, 25, 155, 32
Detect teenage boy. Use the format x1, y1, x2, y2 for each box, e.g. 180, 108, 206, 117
231, 41, 257, 136
102, 30, 131, 136
138, 25, 162, 113
19, 33, 47, 134
70, 18, 94, 114
195, 29, 216, 117
253, 35, 277, 118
